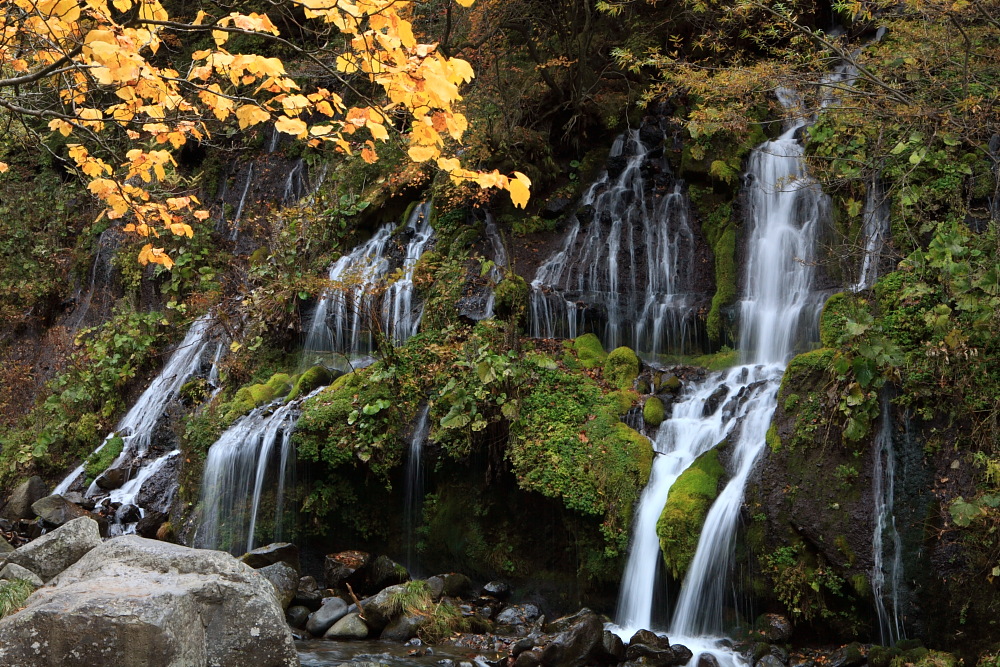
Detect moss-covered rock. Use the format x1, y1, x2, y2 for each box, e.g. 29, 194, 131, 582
820, 292, 851, 348
84, 435, 124, 485
643, 396, 665, 427
603, 347, 639, 390
265, 373, 292, 399
493, 274, 530, 325
657, 446, 725, 578
573, 333, 606, 368
706, 224, 737, 343
286, 365, 333, 401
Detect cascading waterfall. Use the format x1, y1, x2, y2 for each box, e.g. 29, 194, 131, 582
853, 178, 890, 291
612, 90, 830, 662
302, 202, 433, 367
615, 366, 782, 632
53, 315, 216, 531
402, 405, 431, 573
530, 128, 700, 357
872, 391, 905, 645
195, 387, 323, 554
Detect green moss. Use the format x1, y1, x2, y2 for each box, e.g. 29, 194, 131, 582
286, 365, 333, 401
493, 274, 530, 325
691, 346, 739, 371
706, 224, 738, 343
603, 346, 640, 389
766, 423, 781, 453
820, 292, 852, 347
248, 383, 276, 405
607, 390, 637, 415
264, 373, 292, 399
84, 435, 124, 485
657, 446, 726, 578
643, 396, 665, 427
510, 366, 653, 558
573, 333, 606, 368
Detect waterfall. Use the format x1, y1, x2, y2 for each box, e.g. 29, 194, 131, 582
302, 202, 433, 367
872, 391, 905, 645
615, 366, 782, 631
402, 405, 431, 573
529, 129, 700, 357
53, 315, 216, 533
853, 178, 891, 291
195, 387, 323, 554
612, 90, 829, 659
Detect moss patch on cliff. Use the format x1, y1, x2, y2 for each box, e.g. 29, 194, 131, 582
657, 446, 726, 579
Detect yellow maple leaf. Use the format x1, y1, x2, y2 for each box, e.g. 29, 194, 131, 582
408, 145, 438, 162
275, 115, 308, 137
509, 171, 532, 208
236, 104, 270, 129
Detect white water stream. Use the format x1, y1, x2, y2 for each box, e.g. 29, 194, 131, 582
530, 129, 699, 357
302, 202, 433, 368
872, 391, 905, 644
53, 315, 216, 532
195, 387, 324, 554
402, 405, 431, 574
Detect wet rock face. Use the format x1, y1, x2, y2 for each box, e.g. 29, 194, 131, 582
0, 535, 298, 667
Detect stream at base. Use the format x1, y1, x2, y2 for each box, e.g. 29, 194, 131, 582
297, 639, 499, 667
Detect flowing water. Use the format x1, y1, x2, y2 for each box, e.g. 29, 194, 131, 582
529, 130, 700, 357
196, 387, 324, 554
853, 178, 891, 291
611, 95, 830, 662
402, 405, 431, 574
302, 202, 433, 369
872, 391, 905, 645
53, 315, 216, 534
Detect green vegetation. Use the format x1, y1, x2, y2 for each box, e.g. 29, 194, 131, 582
0, 579, 36, 618
603, 346, 640, 390
286, 366, 333, 402
84, 435, 124, 486
657, 447, 725, 578
573, 334, 607, 368
643, 396, 665, 427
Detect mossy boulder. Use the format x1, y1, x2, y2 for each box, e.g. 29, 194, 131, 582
657, 446, 726, 578
84, 435, 124, 485
706, 225, 738, 343
573, 334, 606, 368
493, 274, 530, 324
603, 347, 640, 390
287, 366, 333, 401
265, 373, 293, 399
643, 396, 665, 427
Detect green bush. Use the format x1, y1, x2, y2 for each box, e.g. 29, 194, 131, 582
603, 346, 640, 390
820, 292, 852, 347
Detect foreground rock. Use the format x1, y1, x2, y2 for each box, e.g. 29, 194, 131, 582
0, 477, 47, 521
5, 515, 102, 582
0, 536, 299, 666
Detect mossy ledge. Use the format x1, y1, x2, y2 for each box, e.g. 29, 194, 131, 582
657, 446, 726, 579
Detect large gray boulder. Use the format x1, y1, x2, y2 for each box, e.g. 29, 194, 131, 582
0, 536, 299, 666
0, 563, 43, 587
31, 495, 91, 527
6, 516, 102, 582
1, 477, 47, 521
258, 561, 299, 609
241, 542, 300, 573
324, 612, 368, 639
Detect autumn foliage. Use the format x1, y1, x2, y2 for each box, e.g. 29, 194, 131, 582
0, 0, 529, 266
